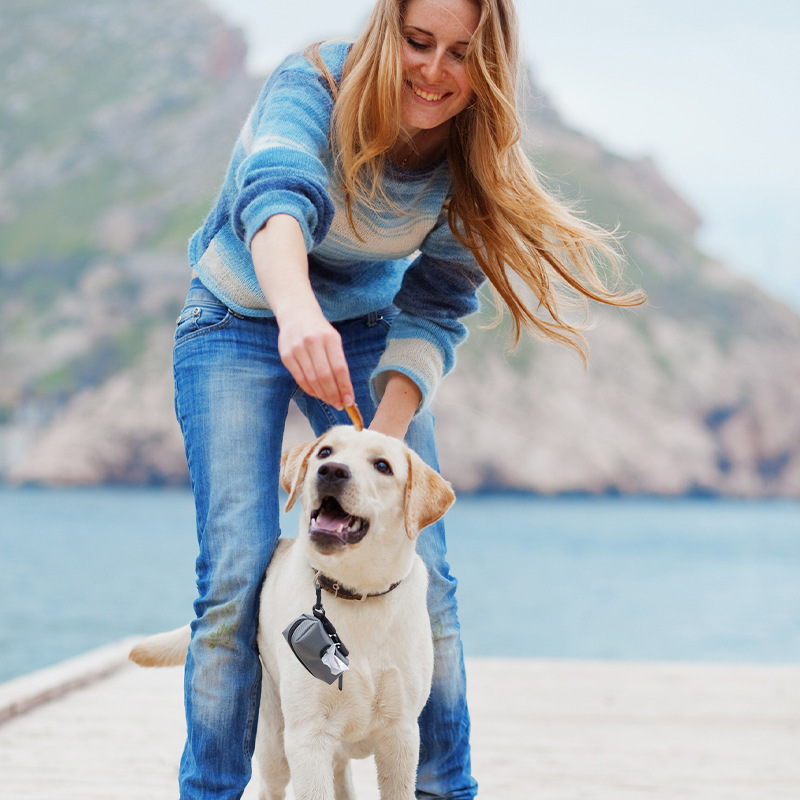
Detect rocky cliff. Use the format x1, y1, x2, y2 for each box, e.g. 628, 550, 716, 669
1, 0, 798, 496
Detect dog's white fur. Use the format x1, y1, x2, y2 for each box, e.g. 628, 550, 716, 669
129, 426, 455, 800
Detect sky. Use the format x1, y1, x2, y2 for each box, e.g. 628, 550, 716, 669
205, 0, 800, 309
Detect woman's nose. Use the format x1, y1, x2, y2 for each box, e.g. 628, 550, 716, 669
420, 48, 446, 84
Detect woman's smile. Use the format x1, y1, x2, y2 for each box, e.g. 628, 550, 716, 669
409, 82, 448, 103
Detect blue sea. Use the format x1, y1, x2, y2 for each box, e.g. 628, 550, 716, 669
1, 486, 799, 684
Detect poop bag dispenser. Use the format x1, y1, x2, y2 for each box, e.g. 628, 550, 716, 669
282, 582, 350, 689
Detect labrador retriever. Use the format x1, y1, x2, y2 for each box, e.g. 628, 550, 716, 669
129, 425, 455, 800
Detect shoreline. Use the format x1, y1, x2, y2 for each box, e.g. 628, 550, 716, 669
4, 482, 800, 501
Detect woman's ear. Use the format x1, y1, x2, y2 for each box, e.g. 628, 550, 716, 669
403, 449, 456, 539
280, 438, 320, 512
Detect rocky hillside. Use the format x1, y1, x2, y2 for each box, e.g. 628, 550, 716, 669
0, 0, 261, 484
1, 0, 798, 497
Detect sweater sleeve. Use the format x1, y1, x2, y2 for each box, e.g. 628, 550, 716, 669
231, 57, 338, 252
371, 210, 485, 412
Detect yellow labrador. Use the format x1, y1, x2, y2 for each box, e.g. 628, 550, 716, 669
130, 426, 455, 800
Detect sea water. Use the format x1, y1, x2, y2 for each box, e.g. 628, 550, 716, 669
1, 486, 798, 683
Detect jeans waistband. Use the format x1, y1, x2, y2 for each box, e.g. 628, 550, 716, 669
187, 277, 394, 327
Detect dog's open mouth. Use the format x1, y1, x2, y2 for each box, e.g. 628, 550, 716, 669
310, 496, 369, 547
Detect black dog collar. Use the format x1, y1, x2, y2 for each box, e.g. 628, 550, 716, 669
315, 571, 401, 601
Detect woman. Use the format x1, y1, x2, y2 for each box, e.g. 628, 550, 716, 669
175, 0, 643, 797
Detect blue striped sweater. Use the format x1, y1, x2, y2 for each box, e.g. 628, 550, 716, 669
189, 41, 484, 411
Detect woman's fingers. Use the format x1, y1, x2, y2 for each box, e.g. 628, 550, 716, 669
323, 336, 355, 408
277, 313, 354, 409
299, 336, 351, 408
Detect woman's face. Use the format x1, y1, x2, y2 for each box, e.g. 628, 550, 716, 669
399, 0, 480, 138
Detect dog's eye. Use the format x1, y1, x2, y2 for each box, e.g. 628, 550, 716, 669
374, 459, 393, 475
317, 447, 332, 459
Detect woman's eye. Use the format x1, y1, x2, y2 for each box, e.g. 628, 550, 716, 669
317, 447, 332, 459
406, 37, 428, 51
374, 459, 393, 475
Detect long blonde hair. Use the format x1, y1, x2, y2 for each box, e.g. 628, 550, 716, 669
309, 0, 644, 359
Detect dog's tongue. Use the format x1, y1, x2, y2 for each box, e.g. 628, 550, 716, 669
315, 507, 355, 533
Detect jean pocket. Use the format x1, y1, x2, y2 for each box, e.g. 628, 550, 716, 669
174, 298, 232, 346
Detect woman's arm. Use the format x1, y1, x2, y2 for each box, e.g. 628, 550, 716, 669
369, 372, 422, 439
253, 214, 423, 438
251, 214, 354, 410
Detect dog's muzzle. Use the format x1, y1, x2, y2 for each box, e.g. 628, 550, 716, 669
310, 495, 369, 551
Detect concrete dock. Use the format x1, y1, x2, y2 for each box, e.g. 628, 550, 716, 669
1, 640, 799, 798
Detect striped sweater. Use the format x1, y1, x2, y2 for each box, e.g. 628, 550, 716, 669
189, 40, 484, 411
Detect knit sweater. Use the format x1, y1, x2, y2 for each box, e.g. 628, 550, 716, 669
189, 41, 485, 412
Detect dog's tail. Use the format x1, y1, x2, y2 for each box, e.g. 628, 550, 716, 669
129, 625, 191, 667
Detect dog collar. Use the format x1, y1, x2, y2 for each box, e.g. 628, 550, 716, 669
315, 571, 401, 601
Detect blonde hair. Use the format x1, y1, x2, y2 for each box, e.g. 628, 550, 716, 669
308, 0, 645, 359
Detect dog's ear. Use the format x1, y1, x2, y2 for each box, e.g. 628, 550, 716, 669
404, 449, 456, 539
281, 438, 319, 512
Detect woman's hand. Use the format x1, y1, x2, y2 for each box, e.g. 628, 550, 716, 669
251, 214, 354, 410
276, 304, 354, 410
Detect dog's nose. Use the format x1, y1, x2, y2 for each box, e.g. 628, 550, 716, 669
317, 462, 351, 487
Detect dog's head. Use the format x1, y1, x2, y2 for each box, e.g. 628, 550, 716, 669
280, 426, 455, 589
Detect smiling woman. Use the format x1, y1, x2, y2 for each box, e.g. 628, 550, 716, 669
163, 1, 643, 799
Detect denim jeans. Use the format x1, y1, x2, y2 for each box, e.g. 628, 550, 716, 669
173, 278, 477, 800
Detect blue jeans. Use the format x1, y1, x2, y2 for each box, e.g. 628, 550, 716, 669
173, 278, 477, 800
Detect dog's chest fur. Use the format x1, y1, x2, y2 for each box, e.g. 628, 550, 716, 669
256, 539, 433, 747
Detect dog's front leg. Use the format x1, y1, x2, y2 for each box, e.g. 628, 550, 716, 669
284, 730, 337, 800
255, 724, 290, 800
333, 754, 356, 800
254, 669, 291, 800
373, 724, 420, 800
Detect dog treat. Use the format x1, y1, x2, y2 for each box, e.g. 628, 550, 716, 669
345, 403, 364, 431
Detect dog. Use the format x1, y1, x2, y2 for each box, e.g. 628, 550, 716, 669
129, 425, 455, 800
